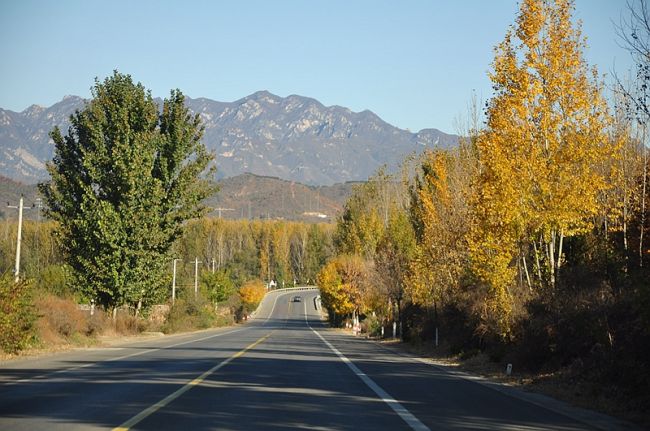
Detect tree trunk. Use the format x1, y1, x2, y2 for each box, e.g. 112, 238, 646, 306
556, 228, 564, 282
640, 142, 647, 268
522, 254, 532, 291
533, 239, 543, 283
548, 230, 556, 289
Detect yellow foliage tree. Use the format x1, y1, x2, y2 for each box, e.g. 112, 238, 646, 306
316, 255, 370, 324
239, 280, 266, 312
407, 151, 470, 305
470, 0, 617, 337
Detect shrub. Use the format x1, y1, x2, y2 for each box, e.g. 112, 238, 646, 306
0, 273, 37, 353
163, 295, 215, 334
113, 311, 145, 335
86, 309, 109, 336
35, 294, 86, 338
361, 314, 382, 337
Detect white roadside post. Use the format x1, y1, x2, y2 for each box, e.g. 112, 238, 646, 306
392, 321, 397, 339
7, 196, 31, 283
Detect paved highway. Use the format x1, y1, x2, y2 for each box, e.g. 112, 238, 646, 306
0, 288, 636, 430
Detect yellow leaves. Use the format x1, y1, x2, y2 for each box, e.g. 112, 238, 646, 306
405, 149, 474, 308
468, 0, 617, 336
316, 255, 371, 317
516, 0, 544, 50
317, 260, 352, 316
239, 280, 266, 310
483, 0, 614, 237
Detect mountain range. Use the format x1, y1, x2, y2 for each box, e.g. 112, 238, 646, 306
0, 91, 457, 185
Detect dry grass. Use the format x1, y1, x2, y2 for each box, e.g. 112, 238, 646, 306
0, 294, 240, 361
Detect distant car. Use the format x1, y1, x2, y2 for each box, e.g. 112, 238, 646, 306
292, 296, 302, 302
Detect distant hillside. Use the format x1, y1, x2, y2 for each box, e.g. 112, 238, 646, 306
0, 174, 355, 222
0, 91, 457, 185
205, 173, 355, 221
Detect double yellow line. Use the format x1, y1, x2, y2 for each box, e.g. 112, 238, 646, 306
113, 331, 272, 431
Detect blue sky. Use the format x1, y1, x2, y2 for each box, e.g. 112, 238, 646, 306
0, 0, 635, 134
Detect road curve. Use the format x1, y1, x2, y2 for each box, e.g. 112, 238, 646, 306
0, 288, 637, 430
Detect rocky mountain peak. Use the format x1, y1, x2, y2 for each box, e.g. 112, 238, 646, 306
0, 92, 458, 185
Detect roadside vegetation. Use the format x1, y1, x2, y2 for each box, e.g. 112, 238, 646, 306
0, 217, 333, 356
317, 0, 649, 423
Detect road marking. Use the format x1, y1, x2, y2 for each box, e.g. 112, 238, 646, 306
5, 328, 246, 386
304, 303, 430, 431
8, 286, 286, 386
112, 331, 273, 431
265, 292, 281, 323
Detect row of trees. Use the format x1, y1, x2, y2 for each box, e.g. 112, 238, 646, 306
176, 218, 333, 289
0, 218, 333, 304
317, 0, 649, 402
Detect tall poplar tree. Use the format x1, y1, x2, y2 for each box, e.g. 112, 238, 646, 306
469, 0, 616, 337
39, 72, 215, 314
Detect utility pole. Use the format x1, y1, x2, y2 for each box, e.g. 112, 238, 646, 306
7, 196, 31, 283
35, 198, 42, 273
172, 258, 182, 304
212, 207, 234, 219
194, 257, 202, 298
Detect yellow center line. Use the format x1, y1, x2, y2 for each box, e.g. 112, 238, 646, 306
112, 331, 273, 431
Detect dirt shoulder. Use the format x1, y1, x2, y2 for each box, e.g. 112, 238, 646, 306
0, 331, 169, 363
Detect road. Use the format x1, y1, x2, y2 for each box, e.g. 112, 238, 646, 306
0, 288, 636, 430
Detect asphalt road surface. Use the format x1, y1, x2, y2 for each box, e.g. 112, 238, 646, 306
0, 288, 637, 430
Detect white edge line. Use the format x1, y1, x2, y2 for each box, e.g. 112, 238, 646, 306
372, 342, 640, 431
304, 302, 430, 431
7, 327, 248, 385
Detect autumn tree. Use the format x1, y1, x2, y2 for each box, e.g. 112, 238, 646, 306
334, 169, 395, 259
305, 223, 334, 283
39, 71, 215, 316
406, 149, 474, 321
289, 224, 308, 283
271, 223, 291, 285
317, 255, 371, 325
375, 207, 416, 330
239, 280, 266, 313
469, 0, 616, 337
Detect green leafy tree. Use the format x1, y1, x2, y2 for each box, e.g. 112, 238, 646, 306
305, 223, 333, 283
201, 269, 235, 310
39, 71, 215, 316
